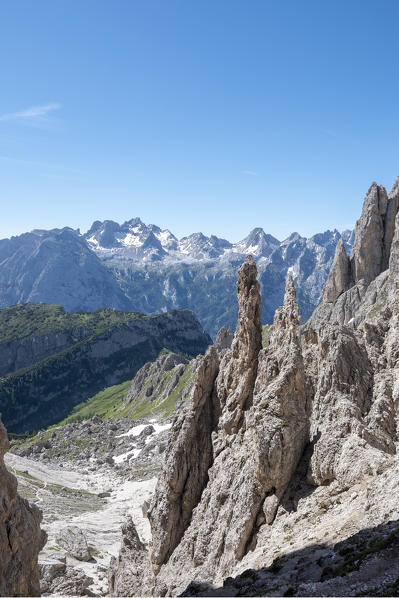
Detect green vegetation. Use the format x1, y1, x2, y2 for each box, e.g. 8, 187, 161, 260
57, 355, 194, 424
7, 465, 104, 513
0, 332, 153, 432
6, 467, 38, 481
0, 300, 208, 433
127, 361, 195, 419
6, 466, 98, 498
59, 379, 132, 424
262, 324, 273, 348
367, 303, 384, 319
10, 354, 194, 442
0, 303, 152, 344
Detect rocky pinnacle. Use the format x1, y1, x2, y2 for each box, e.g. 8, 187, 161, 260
323, 178, 399, 303
322, 238, 351, 303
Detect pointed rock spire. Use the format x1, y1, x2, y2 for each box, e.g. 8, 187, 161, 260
350, 182, 389, 284
147, 345, 220, 569
218, 255, 262, 420
323, 238, 351, 303
269, 275, 300, 347
233, 255, 262, 361
109, 516, 149, 597
283, 274, 299, 317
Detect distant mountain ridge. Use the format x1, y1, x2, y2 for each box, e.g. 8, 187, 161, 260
0, 220, 354, 337
84, 217, 282, 261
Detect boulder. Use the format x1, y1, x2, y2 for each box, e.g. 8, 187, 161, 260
56, 526, 91, 561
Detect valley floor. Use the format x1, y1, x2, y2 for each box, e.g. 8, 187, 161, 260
6, 424, 160, 596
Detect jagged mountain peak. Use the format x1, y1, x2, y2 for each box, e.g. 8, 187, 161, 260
84, 217, 179, 257
179, 232, 232, 259
233, 227, 280, 257
281, 231, 304, 244
121, 216, 143, 228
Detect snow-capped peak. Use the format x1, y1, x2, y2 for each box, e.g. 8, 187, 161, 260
232, 228, 280, 257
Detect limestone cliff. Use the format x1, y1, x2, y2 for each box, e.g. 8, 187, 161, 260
110, 176, 399, 597
0, 418, 46, 596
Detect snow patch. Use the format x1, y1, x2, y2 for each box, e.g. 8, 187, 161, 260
116, 422, 172, 439
116, 424, 147, 438
119, 233, 142, 247
113, 448, 141, 464
152, 422, 172, 434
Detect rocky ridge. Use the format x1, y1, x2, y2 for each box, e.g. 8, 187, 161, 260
0, 306, 210, 433
110, 176, 399, 596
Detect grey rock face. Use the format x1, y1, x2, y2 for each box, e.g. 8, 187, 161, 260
347, 179, 399, 286
0, 329, 89, 377
0, 418, 46, 596
217, 255, 262, 436
109, 516, 149, 597
213, 327, 234, 352
388, 176, 399, 276
350, 182, 389, 283
39, 553, 94, 596
148, 344, 220, 570
321, 177, 399, 317
56, 526, 91, 561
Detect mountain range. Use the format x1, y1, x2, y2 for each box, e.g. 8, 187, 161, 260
0, 220, 354, 338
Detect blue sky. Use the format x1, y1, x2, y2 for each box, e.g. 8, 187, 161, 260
1, 0, 399, 242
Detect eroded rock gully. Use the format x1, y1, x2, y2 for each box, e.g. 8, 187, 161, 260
110, 177, 399, 597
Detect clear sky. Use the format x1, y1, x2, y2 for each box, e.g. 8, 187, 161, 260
1, 0, 399, 242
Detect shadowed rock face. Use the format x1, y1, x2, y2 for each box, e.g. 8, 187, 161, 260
147, 345, 220, 570
110, 176, 399, 597
0, 418, 46, 596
